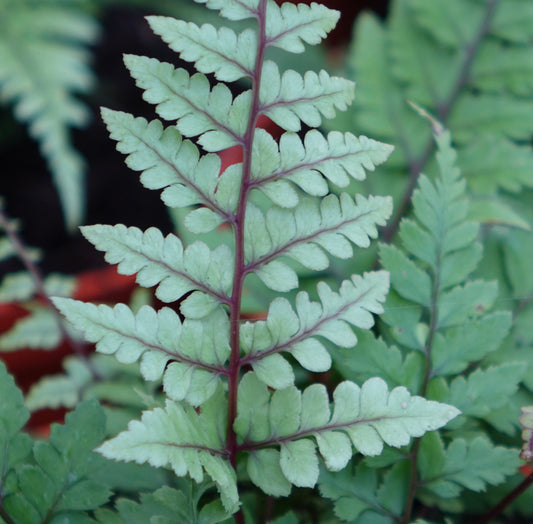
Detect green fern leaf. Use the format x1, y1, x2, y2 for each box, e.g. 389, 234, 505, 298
0, 268, 74, 303
148, 16, 255, 81
260, 61, 354, 131
437, 280, 498, 328
491, 0, 533, 43
331, 329, 424, 392
419, 434, 521, 498
461, 136, 533, 194
437, 363, 525, 420
251, 129, 393, 205
241, 271, 390, 388
97, 392, 239, 513
472, 41, 533, 96
264, 2, 339, 53
0, 4, 99, 229
194, 0, 259, 21
319, 462, 402, 524
409, 0, 482, 48
53, 300, 230, 406
245, 194, 392, 291
81, 224, 232, 312
345, 13, 431, 165
449, 93, 533, 143
124, 54, 247, 151
0, 362, 32, 505
431, 312, 512, 376
389, 0, 458, 109
4, 400, 110, 523
95, 484, 231, 524
101, 109, 237, 218
235, 373, 459, 493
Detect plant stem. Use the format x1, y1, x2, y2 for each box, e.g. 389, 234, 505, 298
0, 204, 100, 379
226, 0, 267, 476
381, 0, 501, 243
400, 241, 442, 524
0, 505, 16, 524
478, 471, 533, 524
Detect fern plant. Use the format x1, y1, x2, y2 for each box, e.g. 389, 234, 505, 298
46, 0, 460, 519
320, 123, 526, 523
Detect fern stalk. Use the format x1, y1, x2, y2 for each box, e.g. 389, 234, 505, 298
227, 0, 268, 471
382, 0, 501, 242
0, 204, 97, 377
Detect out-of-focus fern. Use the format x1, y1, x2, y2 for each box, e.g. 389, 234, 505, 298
335, 0, 533, 237
0, 0, 99, 230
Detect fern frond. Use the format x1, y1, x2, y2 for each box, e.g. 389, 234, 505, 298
0, 360, 31, 456
3, 400, 111, 523
52, 300, 230, 406
81, 224, 232, 311
0, 309, 62, 351
319, 462, 406, 523
234, 373, 459, 494
251, 129, 393, 205
259, 61, 354, 131
0, 4, 99, 229
431, 313, 512, 376
245, 194, 392, 291
147, 16, 256, 81
25, 356, 93, 411
124, 54, 247, 151
101, 109, 237, 219
436, 363, 525, 420
194, 0, 260, 21
241, 271, 390, 388
331, 329, 424, 392
461, 137, 533, 194
94, 485, 231, 524
97, 392, 239, 513
419, 433, 521, 499
0, 271, 35, 302
264, 2, 339, 53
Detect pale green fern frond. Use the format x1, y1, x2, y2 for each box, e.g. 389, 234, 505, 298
252, 129, 394, 194
244, 194, 392, 291
240, 271, 390, 388
124, 54, 247, 151
259, 61, 354, 131
53, 0, 460, 515
148, 16, 256, 81
234, 373, 459, 494
0, 2, 99, 229
101, 109, 236, 219
81, 224, 232, 309
97, 391, 239, 513
53, 299, 230, 406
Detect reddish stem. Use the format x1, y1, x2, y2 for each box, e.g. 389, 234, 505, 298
225, 0, 268, 476
477, 471, 533, 524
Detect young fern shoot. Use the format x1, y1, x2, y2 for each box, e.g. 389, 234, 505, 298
53, 0, 460, 517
